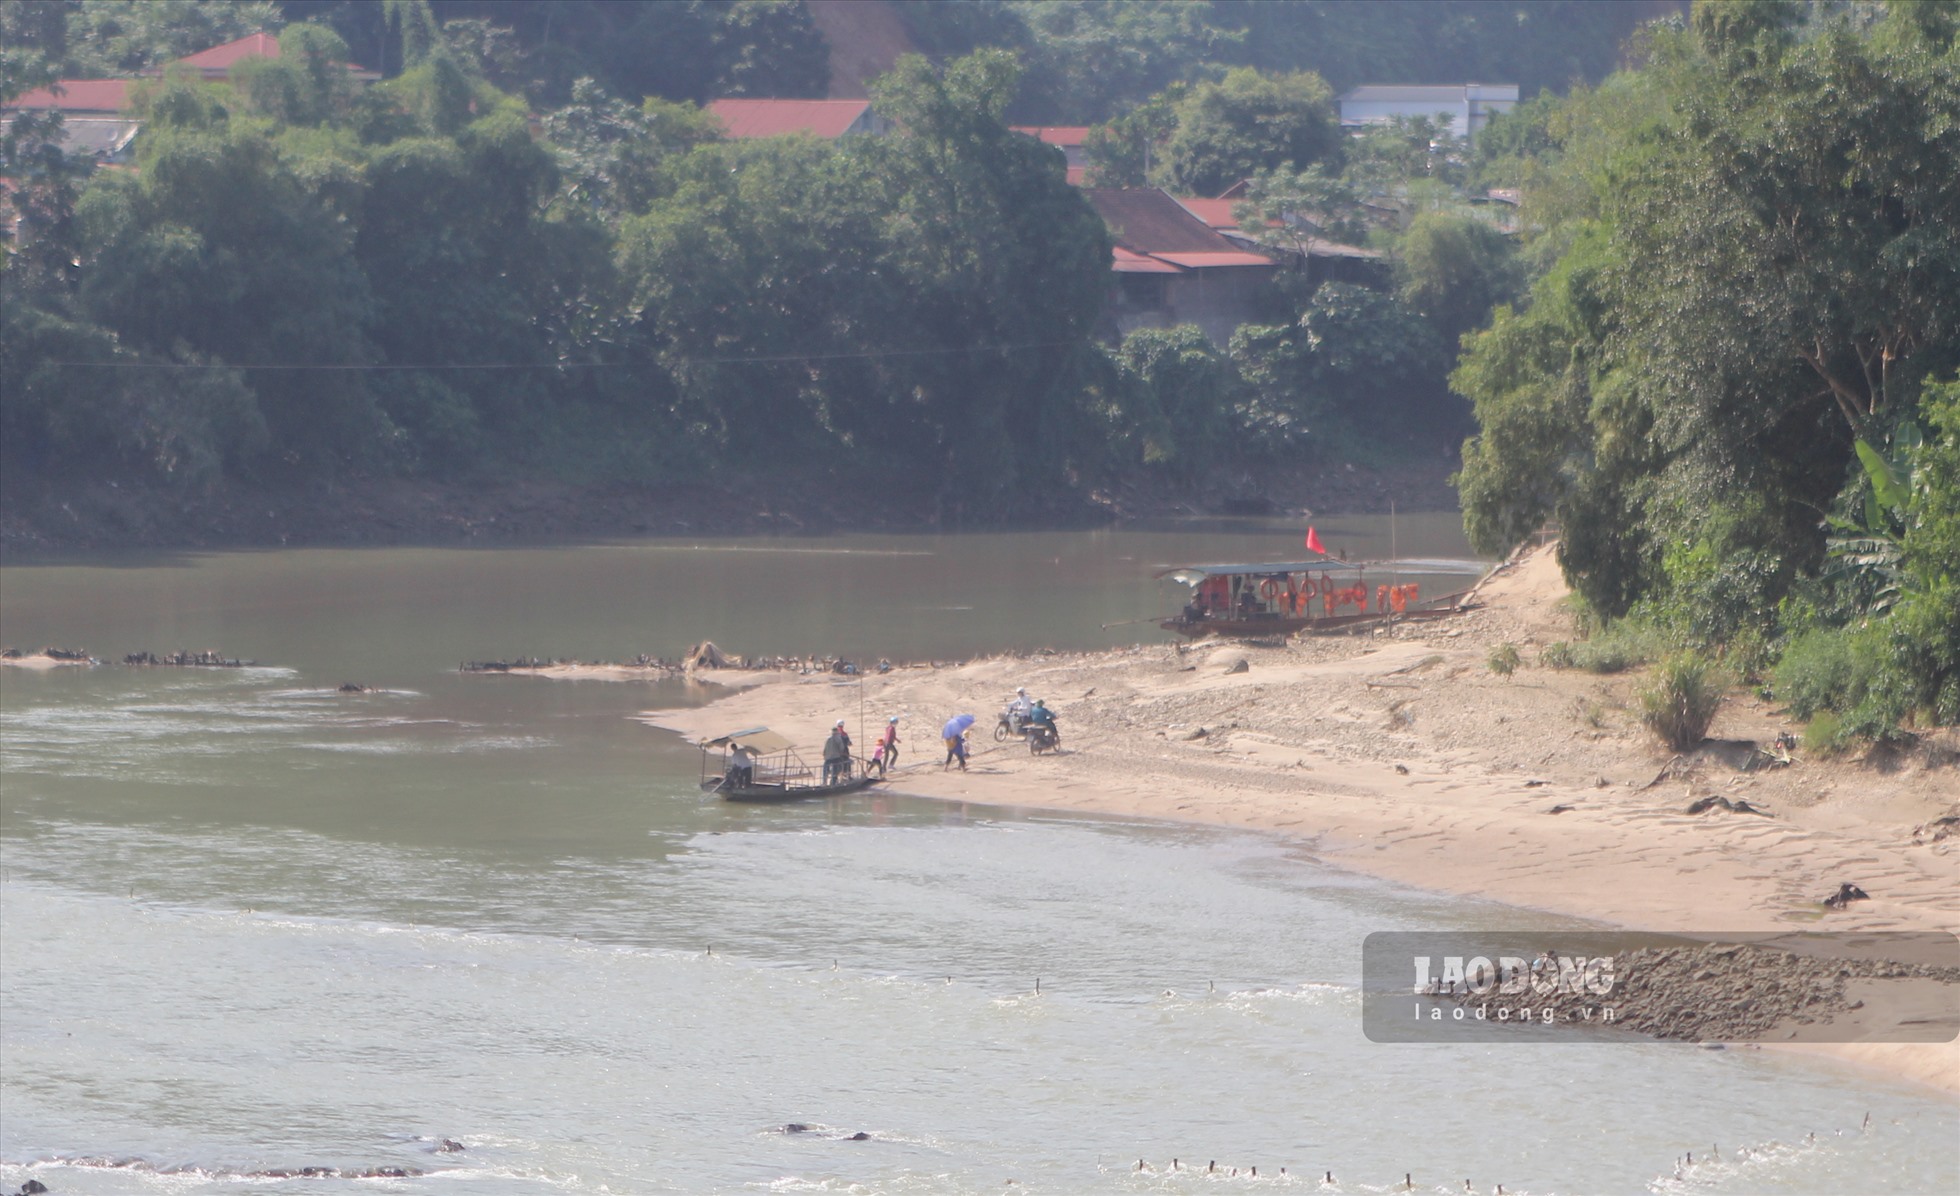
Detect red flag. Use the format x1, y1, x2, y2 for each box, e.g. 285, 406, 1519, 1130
1305, 526, 1326, 555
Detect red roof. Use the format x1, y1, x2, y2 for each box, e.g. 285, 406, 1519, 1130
1173, 197, 1241, 229
5, 79, 132, 112
1112, 246, 1184, 274
708, 98, 872, 139
1011, 126, 1091, 148
175, 32, 283, 71
1151, 250, 1279, 269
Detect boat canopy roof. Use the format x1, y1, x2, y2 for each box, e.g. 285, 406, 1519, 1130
701, 726, 794, 753
1157, 561, 1363, 585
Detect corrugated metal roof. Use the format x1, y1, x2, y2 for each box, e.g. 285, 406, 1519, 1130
5, 79, 131, 112
1158, 562, 1364, 582
1151, 250, 1276, 269
708, 98, 871, 139
1112, 246, 1184, 274
1087, 188, 1246, 255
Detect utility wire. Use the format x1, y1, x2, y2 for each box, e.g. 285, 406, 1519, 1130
45, 338, 1086, 372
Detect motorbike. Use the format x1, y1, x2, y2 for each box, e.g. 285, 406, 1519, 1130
996, 706, 1060, 753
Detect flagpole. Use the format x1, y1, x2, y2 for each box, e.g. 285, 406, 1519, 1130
1390, 499, 1399, 615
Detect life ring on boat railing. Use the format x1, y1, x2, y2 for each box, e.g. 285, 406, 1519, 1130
1260, 578, 1282, 600
1298, 579, 1318, 602
1390, 585, 1409, 614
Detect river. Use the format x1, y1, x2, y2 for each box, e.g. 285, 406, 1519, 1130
2, 519, 1954, 1195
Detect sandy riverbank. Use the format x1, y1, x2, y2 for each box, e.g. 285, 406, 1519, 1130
638, 544, 1960, 1093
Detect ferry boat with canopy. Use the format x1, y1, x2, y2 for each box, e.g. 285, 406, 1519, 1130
697, 726, 877, 802
1155, 558, 1475, 639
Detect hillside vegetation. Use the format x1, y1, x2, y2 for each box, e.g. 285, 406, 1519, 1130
1453, 2, 1959, 743
4, 0, 1595, 517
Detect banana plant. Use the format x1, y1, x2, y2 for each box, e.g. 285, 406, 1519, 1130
1824, 425, 1923, 615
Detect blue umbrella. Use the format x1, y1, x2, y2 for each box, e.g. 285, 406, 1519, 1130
942, 714, 975, 739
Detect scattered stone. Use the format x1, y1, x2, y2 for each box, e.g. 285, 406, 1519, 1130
1393, 763, 1409, 775
1686, 794, 1773, 817
124, 650, 252, 667
336, 683, 374, 693
1180, 727, 1209, 741
1523, 779, 1548, 787
435, 1139, 466, 1153
1546, 804, 1575, 814
1911, 814, 1960, 845
848, 1132, 871, 1141
1223, 658, 1249, 675
22, 1181, 50, 1194
1822, 883, 1870, 910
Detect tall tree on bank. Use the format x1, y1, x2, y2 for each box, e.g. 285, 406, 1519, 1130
1454, 3, 1960, 700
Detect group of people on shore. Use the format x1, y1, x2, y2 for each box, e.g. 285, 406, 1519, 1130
816, 687, 1056, 780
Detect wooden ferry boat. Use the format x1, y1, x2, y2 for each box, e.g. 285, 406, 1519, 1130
1155, 559, 1476, 639
697, 726, 877, 802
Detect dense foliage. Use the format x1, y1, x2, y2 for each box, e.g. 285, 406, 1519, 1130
1453, 3, 1960, 734
6, 1, 1539, 515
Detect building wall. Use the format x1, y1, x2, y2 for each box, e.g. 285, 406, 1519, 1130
1106, 267, 1274, 349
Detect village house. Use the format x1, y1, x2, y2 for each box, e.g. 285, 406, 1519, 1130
1172, 192, 1384, 290
1086, 188, 1280, 349
3, 33, 379, 165
1337, 83, 1519, 143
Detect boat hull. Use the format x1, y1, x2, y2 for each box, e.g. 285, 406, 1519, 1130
1160, 595, 1471, 639
709, 774, 880, 802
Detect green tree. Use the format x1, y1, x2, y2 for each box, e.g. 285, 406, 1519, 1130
1161, 67, 1341, 197
1111, 326, 1240, 477
1395, 210, 1520, 347
230, 23, 359, 127
77, 83, 383, 470
62, 0, 283, 77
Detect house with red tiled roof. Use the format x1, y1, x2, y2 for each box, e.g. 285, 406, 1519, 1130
4, 79, 141, 164
1086, 188, 1280, 347
3, 33, 377, 165
160, 32, 380, 83
1171, 194, 1384, 289
707, 98, 890, 140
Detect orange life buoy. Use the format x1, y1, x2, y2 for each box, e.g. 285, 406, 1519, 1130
1390, 585, 1409, 614
1407, 583, 1419, 603
1260, 578, 1281, 600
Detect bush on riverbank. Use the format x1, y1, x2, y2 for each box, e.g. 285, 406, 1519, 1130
1638, 653, 1727, 752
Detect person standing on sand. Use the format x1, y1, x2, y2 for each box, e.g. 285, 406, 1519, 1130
822, 720, 852, 785
944, 730, 969, 771
879, 716, 900, 771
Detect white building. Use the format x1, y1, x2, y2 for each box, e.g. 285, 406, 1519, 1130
1337, 84, 1520, 143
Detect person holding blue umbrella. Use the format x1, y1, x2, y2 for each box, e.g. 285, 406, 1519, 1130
942, 713, 975, 771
